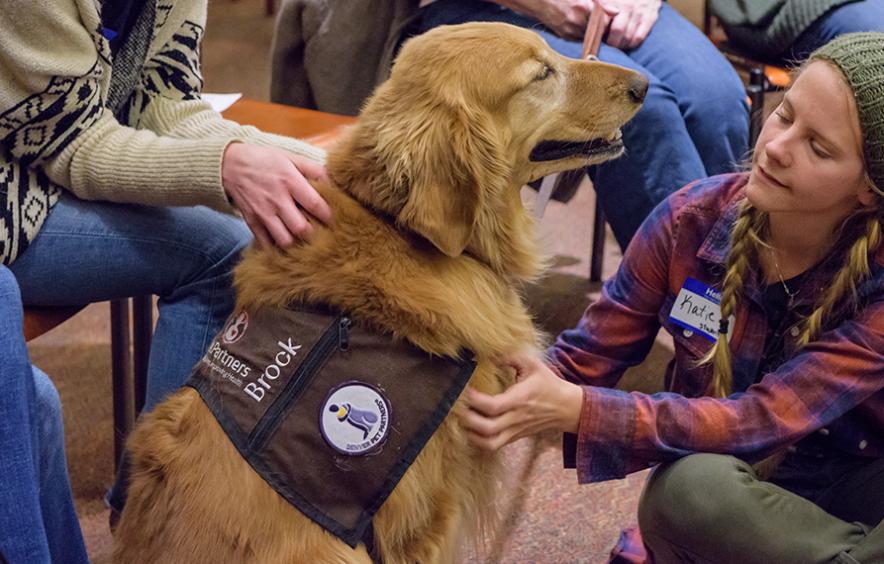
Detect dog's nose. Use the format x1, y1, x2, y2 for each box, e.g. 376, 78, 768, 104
627, 75, 649, 104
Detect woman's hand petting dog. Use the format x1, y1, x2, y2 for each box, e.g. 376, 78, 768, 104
222, 143, 332, 248
464, 352, 583, 451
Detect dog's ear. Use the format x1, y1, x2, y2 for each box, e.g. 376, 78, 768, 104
381, 101, 508, 257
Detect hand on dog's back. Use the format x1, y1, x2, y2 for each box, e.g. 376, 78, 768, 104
222, 143, 332, 248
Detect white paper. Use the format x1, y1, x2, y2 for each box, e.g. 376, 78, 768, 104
203, 92, 243, 113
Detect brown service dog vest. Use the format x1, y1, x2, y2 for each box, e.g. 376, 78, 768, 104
185, 305, 475, 549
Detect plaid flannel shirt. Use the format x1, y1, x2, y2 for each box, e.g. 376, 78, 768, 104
550, 173, 884, 485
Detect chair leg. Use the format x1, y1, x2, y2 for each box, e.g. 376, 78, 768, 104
747, 67, 765, 149
111, 299, 132, 473
535, 171, 606, 282
132, 295, 152, 416
703, 0, 713, 36
590, 198, 606, 282
111, 296, 153, 472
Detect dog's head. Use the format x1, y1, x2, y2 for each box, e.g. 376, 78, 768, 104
327, 22, 646, 278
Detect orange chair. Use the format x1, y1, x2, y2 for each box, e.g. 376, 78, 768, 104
25, 298, 150, 471
23, 305, 84, 341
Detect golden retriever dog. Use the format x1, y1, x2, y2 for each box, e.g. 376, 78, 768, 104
114, 22, 646, 563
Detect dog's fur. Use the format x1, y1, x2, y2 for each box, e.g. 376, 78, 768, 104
113, 23, 644, 563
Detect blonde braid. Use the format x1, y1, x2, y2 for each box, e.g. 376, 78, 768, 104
696, 194, 880, 396
700, 199, 764, 397
794, 211, 882, 348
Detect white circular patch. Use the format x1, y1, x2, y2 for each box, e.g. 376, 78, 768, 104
320, 382, 391, 456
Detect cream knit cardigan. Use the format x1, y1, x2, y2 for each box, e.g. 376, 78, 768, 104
0, 0, 325, 264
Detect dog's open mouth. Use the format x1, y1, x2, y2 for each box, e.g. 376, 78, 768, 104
529, 131, 624, 162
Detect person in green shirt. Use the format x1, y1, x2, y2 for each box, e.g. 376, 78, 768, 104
710, 0, 884, 61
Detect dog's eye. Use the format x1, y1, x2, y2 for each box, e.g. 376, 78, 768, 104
535, 65, 554, 81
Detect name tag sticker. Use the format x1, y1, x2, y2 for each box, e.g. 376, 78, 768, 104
669, 277, 732, 343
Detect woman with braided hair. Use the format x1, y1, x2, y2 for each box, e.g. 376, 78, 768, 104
463, 32, 884, 563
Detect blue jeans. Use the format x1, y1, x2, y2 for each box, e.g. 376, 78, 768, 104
0, 266, 88, 564
9, 192, 251, 512
418, 1, 749, 250
791, 0, 884, 61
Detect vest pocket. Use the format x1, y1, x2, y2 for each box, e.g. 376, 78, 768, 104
246, 315, 346, 452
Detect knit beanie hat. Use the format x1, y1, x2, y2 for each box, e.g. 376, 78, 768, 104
810, 32, 884, 195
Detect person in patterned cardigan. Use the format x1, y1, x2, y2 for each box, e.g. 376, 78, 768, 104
0, 0, 331, 559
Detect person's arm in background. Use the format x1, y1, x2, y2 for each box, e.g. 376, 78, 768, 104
470, 301, 884, 483
463, 181, 678, 450
132, 0, 337, 246
491, 0, 661, 49
126, 0, 334, 247
0, 0, 330, 248
0, 0, 232, 211
548, 178, 678, 387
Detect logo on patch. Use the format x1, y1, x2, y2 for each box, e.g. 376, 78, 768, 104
222, 310, 249, 344
320, 382, 391, 456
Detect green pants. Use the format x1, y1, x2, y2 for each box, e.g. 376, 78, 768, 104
638, 453, 884, 563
